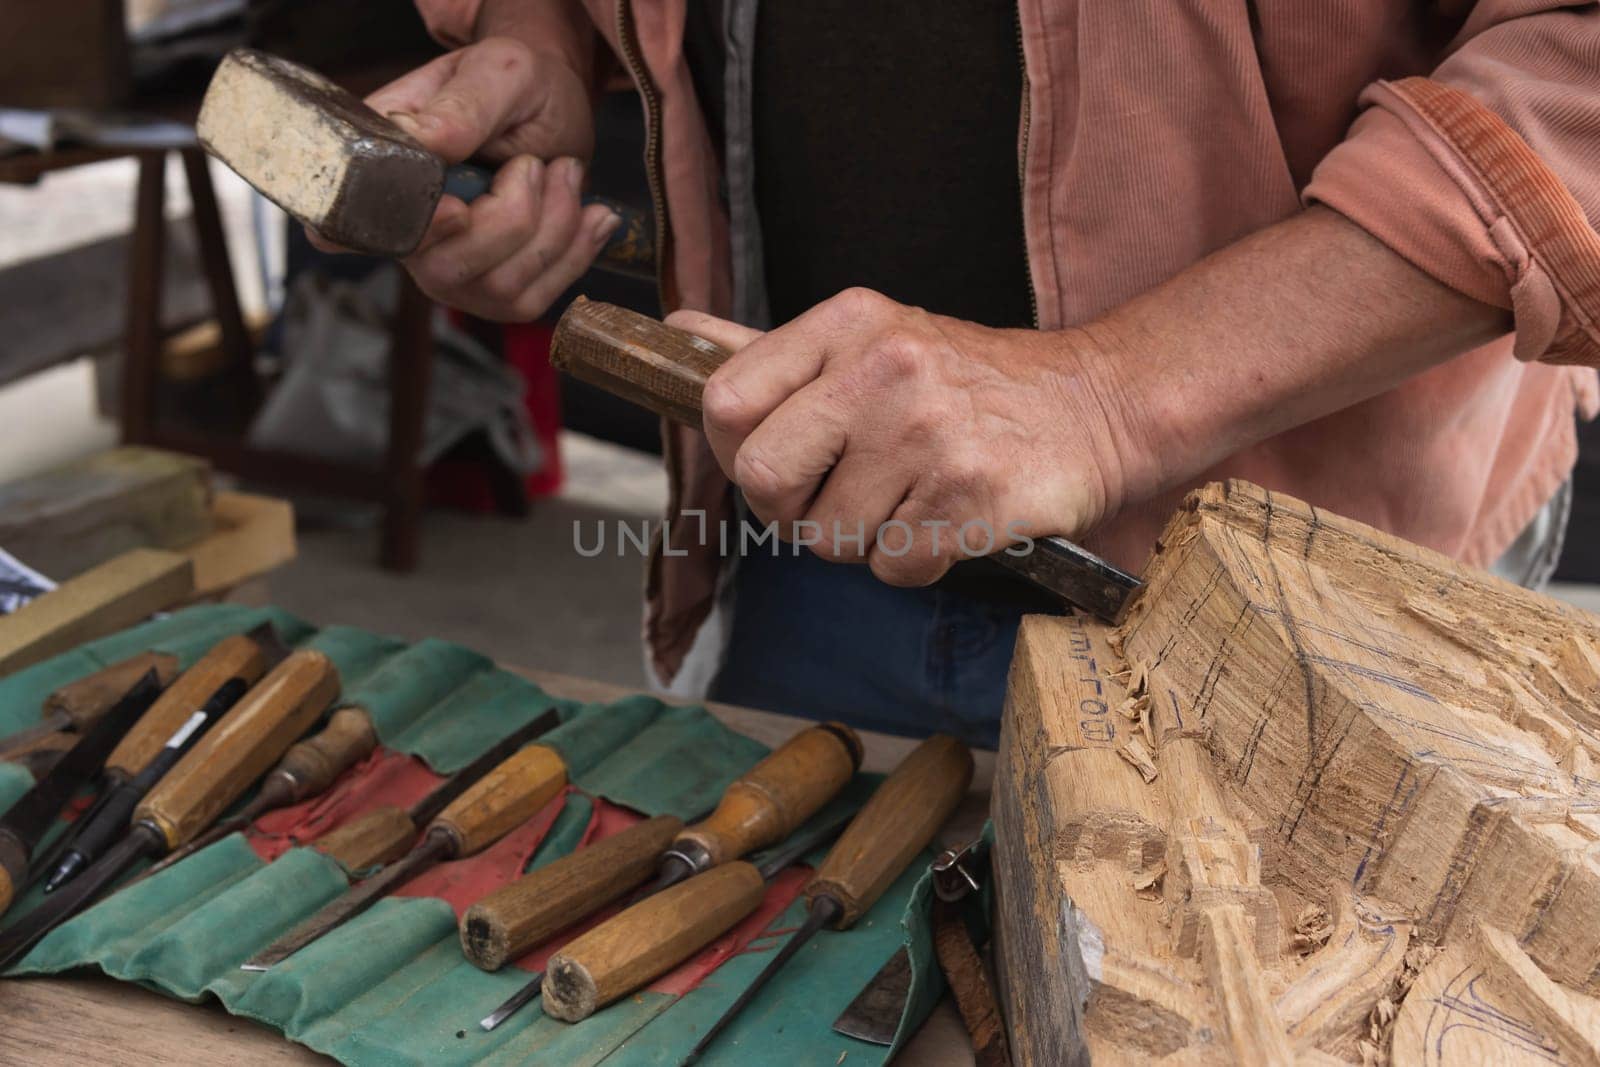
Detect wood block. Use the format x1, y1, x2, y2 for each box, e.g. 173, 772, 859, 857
181, 492, 296, 600
0, 549, 193, 676
0, 448, 212, 581
993, 480, 1600, 1066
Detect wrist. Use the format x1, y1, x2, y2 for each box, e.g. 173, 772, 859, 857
473, 0, 594, 84
1043, 321, 1168, 528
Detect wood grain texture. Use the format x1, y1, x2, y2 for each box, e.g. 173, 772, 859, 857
993, 479, 1600, 1066
0, 447, 210, 581
676, 722, 862, 867
43, 651, 180, 730
542, 860, 765, 1022
0, 549, 193, 675
275, 706, 377, 798
432, 744, 566, 856
806, 734, 973, 928
549, 298, 729, 427
136, 650, 339, 850
181, 491, 296, 600
461, 814, 684, 971
105, 633, 267, 777
0, 862, 13, 916
312, 805, 417, 875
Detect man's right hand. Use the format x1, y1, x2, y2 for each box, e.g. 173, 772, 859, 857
311, 36, 622, 323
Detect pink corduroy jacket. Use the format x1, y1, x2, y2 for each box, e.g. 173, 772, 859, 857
425, 0, 1600, 687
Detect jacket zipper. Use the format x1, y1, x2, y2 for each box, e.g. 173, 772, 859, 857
615, 0, 672, 311
1017, 8, 1039, 329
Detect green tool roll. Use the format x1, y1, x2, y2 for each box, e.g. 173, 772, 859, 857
0, 605, 950, 1065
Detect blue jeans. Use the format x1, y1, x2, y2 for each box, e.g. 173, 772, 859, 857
709, 548, 1061, 749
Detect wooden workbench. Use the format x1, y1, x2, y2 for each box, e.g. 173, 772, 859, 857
0, 669, 992, 1065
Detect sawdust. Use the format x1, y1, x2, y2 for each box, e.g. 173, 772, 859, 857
1356, 940, 1437, 1066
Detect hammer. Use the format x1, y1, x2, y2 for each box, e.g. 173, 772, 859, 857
196, 49, 651, 274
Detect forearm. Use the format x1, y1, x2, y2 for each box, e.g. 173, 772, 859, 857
421, 0, 594, 81
1077, 205, 1512, 507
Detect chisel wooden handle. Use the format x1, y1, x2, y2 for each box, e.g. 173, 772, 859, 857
135, 650, 339, 850
805, 734, 973, 928
312, 805, 417, 874
432, 744, 568, 856
461, 814, 684, 971
550, 297, 728, 426
105, 634, 268, 778
543, 861, 765, 1022
274, 706, 378, 798
674, 723, 862, 868
44, 652, 180, 730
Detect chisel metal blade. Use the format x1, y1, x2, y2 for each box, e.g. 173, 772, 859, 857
0, 717, 70, 763
0, 829, 156, 971
240, 830, 453, 971
0, 670, 163, 910
832, 946, 913, 1045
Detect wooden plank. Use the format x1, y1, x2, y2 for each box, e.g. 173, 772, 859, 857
994, 479, 1600, 1065
0, 548, 193, 675
181, 492, 296, 600
0, 447, 212, 581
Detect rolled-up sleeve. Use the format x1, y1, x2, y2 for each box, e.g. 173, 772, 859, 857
1305, 2, 1600, 367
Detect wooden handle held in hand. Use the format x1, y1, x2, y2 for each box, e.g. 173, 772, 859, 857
432, 744, 567, 856
543, 861, 765, 1022
675, 722, 862, 868
550, 298, 729, 427
105, 634, 269, 777
275, 705, 378, 799
44, 651, 180, 731
461, 814, 684, 971
312, 804, 418, 875
135, 650, 340, 850
806, 734, 974, 928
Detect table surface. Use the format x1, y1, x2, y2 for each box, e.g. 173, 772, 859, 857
0, 668, 991, 1066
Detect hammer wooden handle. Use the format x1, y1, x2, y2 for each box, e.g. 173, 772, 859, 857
44, 652, 180, 731
543, 861, 765, 1022
275, 706, 378, 799
135, 651, 339, 850
105, 635, 268, 778
805, 734, 973, 928
551, 298, 727, 427
675, 723, 862, 869
432, 745, 568, 856
313, 804, 418, 875
460, 814, 684, 971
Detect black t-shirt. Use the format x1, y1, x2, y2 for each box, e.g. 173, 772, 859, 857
751, 0, 1033, 329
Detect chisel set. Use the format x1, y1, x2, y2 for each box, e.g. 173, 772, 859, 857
0, 619, 977, 1064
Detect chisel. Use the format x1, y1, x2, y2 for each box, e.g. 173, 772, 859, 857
0, 670, 164, 917
477, 722, 864, 1032
135, 699, 398, 884
0, 651, 178, 762
241, 733, 570, 971
641, 722, 863, 898
40, 678, 246, 892
305, 707, 561, 878
27, 627, 282, 891
680, 734, 974, 1064
550, 298, 1144, 621
540, 808, 856, 1024
462, 813, 685, 974
0, 650, 340, 970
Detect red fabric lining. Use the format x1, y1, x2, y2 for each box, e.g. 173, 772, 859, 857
246, 749, 444, 864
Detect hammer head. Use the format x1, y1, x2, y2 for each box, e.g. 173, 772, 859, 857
198, 49, 445, 257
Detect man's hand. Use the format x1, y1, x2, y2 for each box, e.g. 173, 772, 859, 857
314, 36, 620, 322
669, 289, 1143, 587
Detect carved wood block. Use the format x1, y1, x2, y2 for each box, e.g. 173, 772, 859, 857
994, 481, 1600, 1065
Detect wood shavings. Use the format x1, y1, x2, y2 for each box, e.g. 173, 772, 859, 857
1118, 737, 1159, 783
1132, 864, 1165, 900
1356, 938, 1436, 1066
1292, 903, 1333, 956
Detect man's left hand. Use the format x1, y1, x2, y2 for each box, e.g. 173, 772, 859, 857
667, 288, 1142, 587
